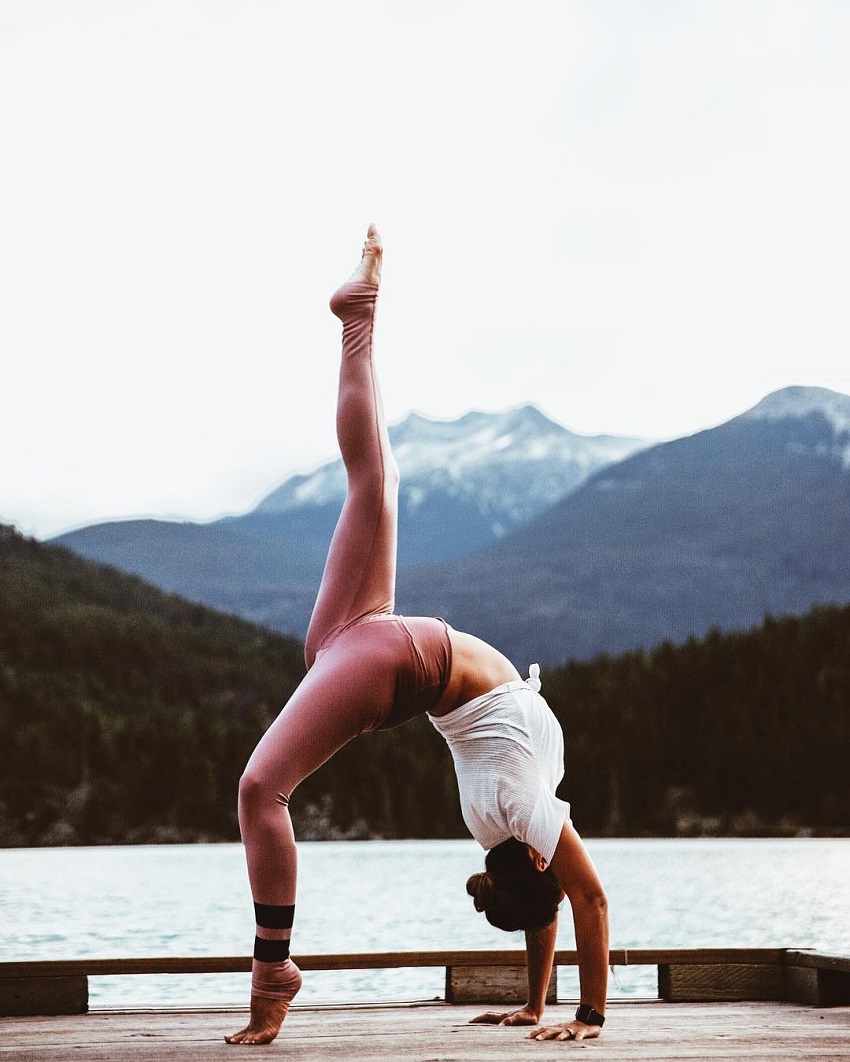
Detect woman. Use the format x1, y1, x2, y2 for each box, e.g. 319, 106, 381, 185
226, 226, 609, 1046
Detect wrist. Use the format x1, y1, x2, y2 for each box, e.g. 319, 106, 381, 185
525, 1001, 543, 1021
575, 1003, 605, 1027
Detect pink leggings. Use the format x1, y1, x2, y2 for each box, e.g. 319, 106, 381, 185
238, 281, 400, 1000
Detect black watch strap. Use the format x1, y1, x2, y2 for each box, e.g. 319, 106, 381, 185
575, 1003, 605, 1027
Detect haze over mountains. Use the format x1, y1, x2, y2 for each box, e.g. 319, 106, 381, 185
53, 406, 649, 639
252, 405, 649, 563
53, 387, 850, 667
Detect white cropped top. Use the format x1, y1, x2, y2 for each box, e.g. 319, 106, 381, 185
429, 667, 571, 864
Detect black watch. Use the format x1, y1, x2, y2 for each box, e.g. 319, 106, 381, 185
575, 1003, 605, 1027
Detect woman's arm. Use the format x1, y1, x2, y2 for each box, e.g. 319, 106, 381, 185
469, 916, 558, 1026
523, 914, 559, 1019
529, 820, 608, 1042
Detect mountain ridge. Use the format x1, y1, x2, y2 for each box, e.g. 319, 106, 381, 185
51, 386, 850, 667
255, 403, 651, 533
52, 404, 652, 632
395, 386, 850, 664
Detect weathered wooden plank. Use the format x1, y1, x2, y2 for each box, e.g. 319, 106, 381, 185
607, 947, 787, 968
0, 976, 87, 1017
818, 969, 850, 1008
786, 965, 821, 1006
1, 1002, 849, 1061
786, 951, 850, 975
658, 963, 786, 1002
445, 964, 556, 1004
0, 946, 789, 979
785, 952, 850, 1007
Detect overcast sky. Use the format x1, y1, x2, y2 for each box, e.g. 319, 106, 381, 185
3, 0, 849, 539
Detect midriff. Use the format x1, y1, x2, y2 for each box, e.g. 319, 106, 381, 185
429, 627, 521, 718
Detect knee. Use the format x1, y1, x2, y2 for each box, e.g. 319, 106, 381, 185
238, 766, 285, 824
237, 768, 263, 820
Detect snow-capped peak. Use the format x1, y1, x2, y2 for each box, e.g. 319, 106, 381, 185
257, 405, 652, 525
744, 386, 850, 434
743, 386, 850, 467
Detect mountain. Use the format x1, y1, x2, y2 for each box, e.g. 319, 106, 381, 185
52, 405, 650, 636
49, 518, 326, 634
394, 386, 850, 666
52, 387, 850, 668
252, 404, 650, 564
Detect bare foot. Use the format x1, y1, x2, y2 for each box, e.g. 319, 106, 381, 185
225, 962, 302, 1046
225, 996, 294, 1046
347, 223, 382, 286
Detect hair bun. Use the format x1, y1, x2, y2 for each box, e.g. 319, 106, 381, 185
465, 871, 493, 913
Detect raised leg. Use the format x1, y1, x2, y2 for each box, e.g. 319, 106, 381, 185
304, 225, 399, 668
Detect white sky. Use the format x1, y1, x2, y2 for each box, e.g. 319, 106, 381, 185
2, 0, 849, 539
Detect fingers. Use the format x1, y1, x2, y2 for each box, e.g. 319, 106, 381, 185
527, 1021, 601, 1041
527, 1026, 569, 1041
469, 1011, 507, 1024
529, 1028, 572, 1041
471, 1007, 539, 1028
501, 1012, 537, 1026
470, 1012, 530, 1025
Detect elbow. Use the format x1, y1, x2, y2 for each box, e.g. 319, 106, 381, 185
574, 884, 608, 918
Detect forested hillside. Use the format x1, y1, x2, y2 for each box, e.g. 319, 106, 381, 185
0, 525, 305, 845
546, 607, 850, 835
1, 524, 848, 845
0, 525, 458, 846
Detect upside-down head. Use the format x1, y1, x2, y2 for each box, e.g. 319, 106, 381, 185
466, 837, 562, 932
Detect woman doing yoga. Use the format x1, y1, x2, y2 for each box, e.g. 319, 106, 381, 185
225, 226, 609, 1046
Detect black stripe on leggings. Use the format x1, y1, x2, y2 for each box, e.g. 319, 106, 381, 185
254, 902, 295, 929
253, 936, 291, 963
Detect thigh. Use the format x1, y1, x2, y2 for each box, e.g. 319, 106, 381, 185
245, 643, 394, 797
305, 482, 397, 663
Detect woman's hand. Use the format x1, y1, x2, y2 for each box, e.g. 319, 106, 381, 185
527, 1019, 602, 1041
470, 1005, 540, 1026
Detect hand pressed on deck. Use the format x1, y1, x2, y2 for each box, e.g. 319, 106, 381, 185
528, 1019, 602, 1042
470, 1005, 540, 1026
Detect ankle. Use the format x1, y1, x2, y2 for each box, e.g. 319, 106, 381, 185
330, 281, 378, 321
251, 958, 302, 1002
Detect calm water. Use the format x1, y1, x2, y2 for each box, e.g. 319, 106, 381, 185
3, 839, 849, 1008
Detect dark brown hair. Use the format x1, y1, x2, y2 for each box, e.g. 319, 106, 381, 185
466, 837, 561, 932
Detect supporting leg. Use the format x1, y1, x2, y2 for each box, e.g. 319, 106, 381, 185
226, 648, 390, 1045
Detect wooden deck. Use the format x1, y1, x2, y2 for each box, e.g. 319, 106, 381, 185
3, 949, 849, 1059
3, 1000, 850, 1060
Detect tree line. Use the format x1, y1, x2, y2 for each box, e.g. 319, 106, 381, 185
1, 524, 847, 845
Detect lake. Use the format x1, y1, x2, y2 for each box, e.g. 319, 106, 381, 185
3, 838, 849, 1008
